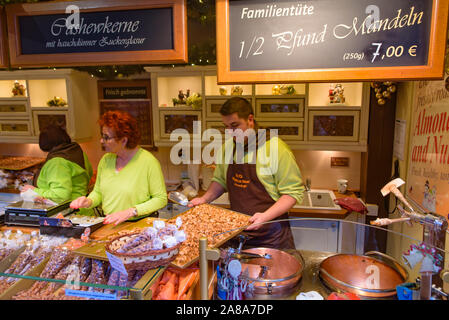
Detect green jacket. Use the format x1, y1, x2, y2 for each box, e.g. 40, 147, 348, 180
34, 153, 93, 214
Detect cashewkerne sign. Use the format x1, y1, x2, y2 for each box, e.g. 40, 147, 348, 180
6, 0, 187, 67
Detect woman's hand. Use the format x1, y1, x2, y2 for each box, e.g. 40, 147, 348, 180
246, 212, 270, 231
70, 196, 92, 209
34, 196, 46, 203
188, 196, 207, 207
103, 208, 135, 226
21, 185, 35, 192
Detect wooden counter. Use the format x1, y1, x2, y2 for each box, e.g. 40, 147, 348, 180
195, 189, 359, 220
289, 190, 358, 219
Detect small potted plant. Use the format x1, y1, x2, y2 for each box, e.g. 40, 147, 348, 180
186, 92, 202, 110
46, 96, 67, 107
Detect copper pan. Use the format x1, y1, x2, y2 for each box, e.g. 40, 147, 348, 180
319, 251, 408, 298
240, 248, 304, 298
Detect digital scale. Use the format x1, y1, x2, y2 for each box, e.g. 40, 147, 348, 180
4, 200, 73, 227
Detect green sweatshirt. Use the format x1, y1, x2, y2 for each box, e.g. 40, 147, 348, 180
87, 148, 167, 219
212, 136, 305, 205
34, 152, 93, 207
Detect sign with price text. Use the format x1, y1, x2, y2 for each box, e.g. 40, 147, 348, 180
216, 0, 448, 83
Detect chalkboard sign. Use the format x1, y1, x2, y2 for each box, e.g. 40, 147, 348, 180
103, 87, 147, 99
6, 0, 187, 67
216, 0, 448, 83
98, 80, 153, 147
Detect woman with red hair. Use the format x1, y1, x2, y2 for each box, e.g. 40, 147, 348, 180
70, 110, 167, 225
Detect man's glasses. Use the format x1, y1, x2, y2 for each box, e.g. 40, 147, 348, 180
100, 134, 116, 141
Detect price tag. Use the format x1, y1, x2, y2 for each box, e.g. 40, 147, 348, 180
227, 259, 242, 279
105, 251, 128, 276
65, 289, 117, 300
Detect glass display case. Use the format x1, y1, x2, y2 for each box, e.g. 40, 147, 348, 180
255, 98, 305, 119
308, 110, 360, 142
0, 120, 32, 136
258, 121, 304, 141
0, 69, 98, 143
160, 110, 201, 139
146, 66, 369, 150
1, 213, 447, 300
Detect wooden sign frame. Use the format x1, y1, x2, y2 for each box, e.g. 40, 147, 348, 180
216, 0, 449, 84
6, 0, 188, 67
0, 7, 8, 68
98, 79, 154, 147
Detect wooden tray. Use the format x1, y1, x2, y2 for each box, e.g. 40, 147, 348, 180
75, 204, 249, 269
90, 221, 134, 240
0, 156, 45, 171
0, 246, 26, 272
168, 204, 250, 269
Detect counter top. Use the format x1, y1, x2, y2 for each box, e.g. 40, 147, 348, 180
197, 189, 359, 219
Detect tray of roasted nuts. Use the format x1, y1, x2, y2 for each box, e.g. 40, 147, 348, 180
163, 204, 250, 269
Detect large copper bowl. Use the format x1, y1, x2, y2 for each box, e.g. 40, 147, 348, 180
319, 251, 408, 298
240, 248, 304, 299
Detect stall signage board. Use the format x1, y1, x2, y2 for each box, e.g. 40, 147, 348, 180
103, 87, 148, 99
6, 0, 188, 67
216, 0, 449, 83
406, 78, 449, 221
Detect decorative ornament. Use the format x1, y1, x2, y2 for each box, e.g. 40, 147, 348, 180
12, 81, 26, 96
371, 81, 397, 105
329, 83, 345, 104
402, 242, 443, 274
388, 85, 397, 93
219, 86, 227, 96
279, 84, 296, 95
46, 96, 67, 107
186, 92, 202, 109
231, 85, 243, 96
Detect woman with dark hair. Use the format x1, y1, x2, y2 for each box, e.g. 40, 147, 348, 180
22, 125, 93, 212
70, 110, 167, 225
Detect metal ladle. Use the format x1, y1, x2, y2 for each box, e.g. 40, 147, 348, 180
168, 191, 190, 206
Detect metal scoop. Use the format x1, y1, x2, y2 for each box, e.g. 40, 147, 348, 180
168, 191, 189, 206
231, 252, 272, 261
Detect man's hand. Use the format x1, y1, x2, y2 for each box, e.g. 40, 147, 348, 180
188, 197, 207, 207
103, 208, 135, 226
246, 212, 270, 231
70, 196, 92, 209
